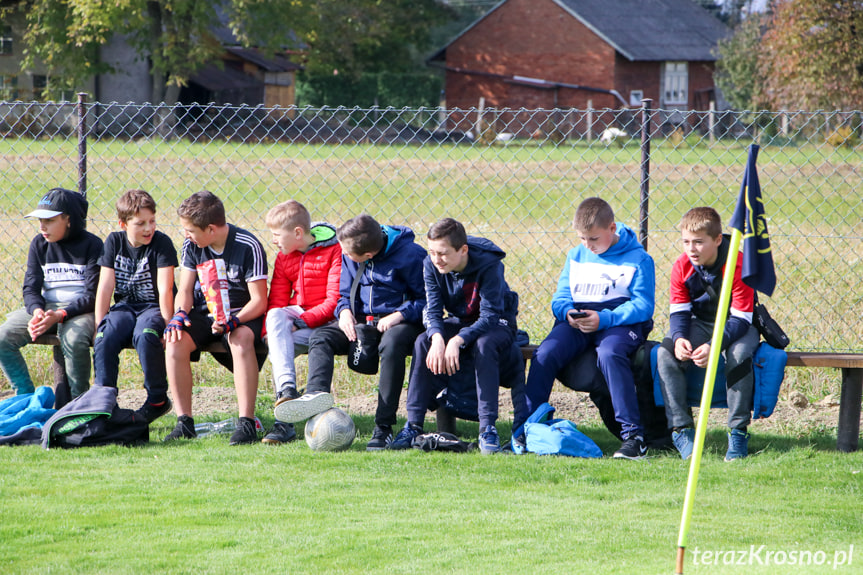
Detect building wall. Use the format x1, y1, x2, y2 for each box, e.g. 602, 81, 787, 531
98, 34, 151, 104
444, 0, 619, 114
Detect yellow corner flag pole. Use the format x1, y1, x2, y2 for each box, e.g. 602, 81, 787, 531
674, 229, 742, 575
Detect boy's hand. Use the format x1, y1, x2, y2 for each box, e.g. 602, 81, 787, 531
690, 343, 711, 368
28, 309, 62, 341
427, 333, 447, 375
377, 311, 403, 332
444, 335, 464, 375
213, 315, 241, 335
674, 338, 693, 362
570, 310, 600, 333
27, 309, 45, 340
339, 309, 357, 341
164, 310, 191, 343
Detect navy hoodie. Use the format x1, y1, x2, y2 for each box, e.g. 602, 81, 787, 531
23, 192, 103, 318
423, 236, 518, 346
335, 225, 426, 323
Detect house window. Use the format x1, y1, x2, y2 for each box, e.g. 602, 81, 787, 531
663, 62, 688, 105
0, 26, 12, 55
629, 90, 644, 106
33, 74, 47, 101
0, 74, 17, 100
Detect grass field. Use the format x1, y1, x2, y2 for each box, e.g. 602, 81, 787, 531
1, 413, 861, 575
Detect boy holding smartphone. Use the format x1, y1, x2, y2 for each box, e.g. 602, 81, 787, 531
524, 197, 655, 459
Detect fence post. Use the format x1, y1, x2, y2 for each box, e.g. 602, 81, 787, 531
76, 92, 88, 198
586, 100, 593, 143
708, 100, 716, 144
639, 99, 652, 251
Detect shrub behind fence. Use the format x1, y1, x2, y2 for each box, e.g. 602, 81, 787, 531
0, 99, 860, 352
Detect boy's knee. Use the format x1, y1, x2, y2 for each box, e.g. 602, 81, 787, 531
227, 325, 255, 350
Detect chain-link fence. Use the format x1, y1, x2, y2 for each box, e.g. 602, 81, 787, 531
1, 99, 861, 353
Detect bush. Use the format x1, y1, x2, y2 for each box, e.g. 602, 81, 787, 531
826, 126, 860, 148
296, 72, 443, 109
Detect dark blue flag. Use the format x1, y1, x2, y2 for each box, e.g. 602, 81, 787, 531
729, 144, 776, 296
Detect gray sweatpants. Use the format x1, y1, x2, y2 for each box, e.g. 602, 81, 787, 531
656, 317, 759, 431
0, 306, 94, 398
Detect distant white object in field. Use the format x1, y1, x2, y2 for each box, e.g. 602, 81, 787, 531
600, 127, 628, 144
495, 132, 515, 143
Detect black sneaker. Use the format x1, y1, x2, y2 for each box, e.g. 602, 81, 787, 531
229, 417, 259, 445
136, 398, 173, 424
366, 425, 393, 451
274, 385, 300, 407
613, 435, 648, 460
261, 421, 297, 445
163, 415, 196, 442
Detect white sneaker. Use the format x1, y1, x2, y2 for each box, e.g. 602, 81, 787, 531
273, 391, 334, 423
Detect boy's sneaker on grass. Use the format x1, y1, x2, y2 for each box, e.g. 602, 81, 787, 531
366, 425, 393, 451
274, 385, 300, 407
672, 427, 695, 460
613, 435, 647, 460
273, 391, 334, 423
478, 425, 501, 455
136, 398, 173, 424
261, 421, 297, 445
229, 417, 259, 445
725, 429, 750, 461
388, 423, 423, 450
163, 415, 196, 442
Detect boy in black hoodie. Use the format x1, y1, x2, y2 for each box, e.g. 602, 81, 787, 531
390, 218, 523, 454
0, 188, 102, 399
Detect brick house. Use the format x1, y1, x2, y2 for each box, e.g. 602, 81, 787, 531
429, 0, 728, 135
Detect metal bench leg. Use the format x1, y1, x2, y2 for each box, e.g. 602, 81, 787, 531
52, 346, 71, 409
837, 368, 862, 453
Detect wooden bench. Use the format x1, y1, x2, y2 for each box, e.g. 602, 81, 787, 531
31, 336, 863, 452
518, 345, 863, 453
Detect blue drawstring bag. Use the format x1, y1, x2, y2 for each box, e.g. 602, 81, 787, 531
517, 403, 603, 458
0, 386, 56, 436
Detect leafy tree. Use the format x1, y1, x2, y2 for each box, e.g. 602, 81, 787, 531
759, 0, 863, 110
714, 12, 766, 111
12, 0, 307, 105
300, 0, 455, 79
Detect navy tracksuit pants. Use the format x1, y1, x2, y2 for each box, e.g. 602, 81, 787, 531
93, 304, 168, 404
407, 322, 514, 430
526, 320, 648, 440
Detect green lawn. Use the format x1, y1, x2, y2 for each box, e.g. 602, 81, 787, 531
1, 414, 861, 575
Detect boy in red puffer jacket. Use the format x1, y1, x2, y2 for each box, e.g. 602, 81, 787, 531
262, 200, 342, 444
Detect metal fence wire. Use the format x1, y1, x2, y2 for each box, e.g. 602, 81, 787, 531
0, 98, 861, 354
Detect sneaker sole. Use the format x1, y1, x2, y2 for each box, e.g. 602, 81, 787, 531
273, 392, 334, 423
612, 452, 647, 460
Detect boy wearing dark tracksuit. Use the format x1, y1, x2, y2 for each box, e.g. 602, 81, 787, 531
276, 214, 426, 451
391, 218, 523, 455
525, 198, 655, 459
0, 188, 102, 401
93, 190, 178, 423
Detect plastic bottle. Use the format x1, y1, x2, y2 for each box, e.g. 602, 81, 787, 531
366, 315, 377, 327
194, 417, 264, 437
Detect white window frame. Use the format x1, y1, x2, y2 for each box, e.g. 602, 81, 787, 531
0, 26, 12, 56
663, 62, 688, 106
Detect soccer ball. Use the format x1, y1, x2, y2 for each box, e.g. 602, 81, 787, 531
304, 408, 356, 451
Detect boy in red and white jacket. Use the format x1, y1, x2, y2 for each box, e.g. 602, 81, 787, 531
262, 200, 341, 444
656, 207, 759, 462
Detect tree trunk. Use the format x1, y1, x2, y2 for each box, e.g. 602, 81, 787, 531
147, 1, 178, 138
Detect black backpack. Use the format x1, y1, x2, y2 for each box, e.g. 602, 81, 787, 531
41, 386, 149, 449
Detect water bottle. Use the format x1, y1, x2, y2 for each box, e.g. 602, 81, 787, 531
366, 315, 377, 327
194, 417, 263, 437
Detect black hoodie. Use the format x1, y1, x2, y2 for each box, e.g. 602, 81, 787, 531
23, 191, 103, 318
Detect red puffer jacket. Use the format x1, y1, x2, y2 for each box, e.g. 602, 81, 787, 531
267, 223, 342, 328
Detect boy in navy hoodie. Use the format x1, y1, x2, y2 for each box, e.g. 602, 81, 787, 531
93, 189, 178, 423
390, 218, 522, 454
0, 188, 102, 400
525, 198, 655, 459
275, 214, 426, 451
